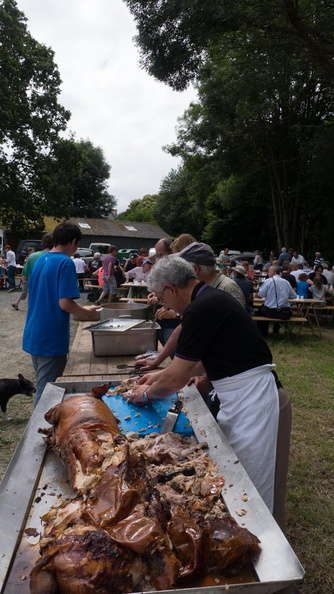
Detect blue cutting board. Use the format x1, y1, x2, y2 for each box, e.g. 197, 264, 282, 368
102, 392, 193, 436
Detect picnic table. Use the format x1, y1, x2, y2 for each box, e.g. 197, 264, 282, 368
62, 321, 166, 383
120, 281, 148, 299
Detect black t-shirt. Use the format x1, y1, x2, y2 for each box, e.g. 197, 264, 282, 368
175, 282, 272, 381
308, 272, 327, 284
282, 272, 297, 289
89, 259, 102, 274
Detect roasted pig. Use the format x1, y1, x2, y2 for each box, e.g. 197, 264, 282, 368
31, 386, 260, 593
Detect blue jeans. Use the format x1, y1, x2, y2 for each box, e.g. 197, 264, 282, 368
7, 265, 16, 290
31, 355, 67, 407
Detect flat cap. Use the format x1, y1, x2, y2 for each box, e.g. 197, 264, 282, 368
179, 242, 216, 266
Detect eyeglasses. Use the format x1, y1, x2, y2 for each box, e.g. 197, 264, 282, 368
155, 287, 167, 304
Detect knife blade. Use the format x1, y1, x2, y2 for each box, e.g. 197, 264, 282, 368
151, 466, 196, 486
160, 399, 183, 433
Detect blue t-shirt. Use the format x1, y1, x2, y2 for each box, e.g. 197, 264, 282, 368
23, 252, 80, 357
297, 280, 309, 298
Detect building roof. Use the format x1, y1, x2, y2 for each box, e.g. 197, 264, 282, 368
44, 217, 171, 240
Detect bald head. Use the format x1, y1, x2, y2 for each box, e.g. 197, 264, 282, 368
155, 238, 173, 258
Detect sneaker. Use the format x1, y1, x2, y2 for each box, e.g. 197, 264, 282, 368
8, 288, 15, 293
11, 303, 19, 310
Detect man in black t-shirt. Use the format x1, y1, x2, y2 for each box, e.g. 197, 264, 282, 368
127, 256, 281, 515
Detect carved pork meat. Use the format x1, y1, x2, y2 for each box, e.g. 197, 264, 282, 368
31, 385, 260, 593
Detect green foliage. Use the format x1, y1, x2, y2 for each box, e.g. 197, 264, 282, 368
0, 0, 70, 234
118, 194, 158, 222
46, 139, 116, 218
124, 0, 334, 255
124, 0, 334, 89
161, 25, 334, 253
154, 167, 203, 238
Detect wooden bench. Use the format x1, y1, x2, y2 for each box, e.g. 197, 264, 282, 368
83, 283, 101, 301
252, 316, 307, 341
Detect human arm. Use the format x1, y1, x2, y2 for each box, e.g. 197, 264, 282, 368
289, 285, 298, 299
126, 356, 200, 405
107, 257, 115, 279
135, 324, 182, 370
187, 372, 213, 396
59, 298, 99, 319
258, 282, 268, 298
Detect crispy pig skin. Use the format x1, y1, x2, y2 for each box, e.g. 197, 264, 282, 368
42, 394, 122, 492
30, 527, 144, 594
32, 384, 260, 592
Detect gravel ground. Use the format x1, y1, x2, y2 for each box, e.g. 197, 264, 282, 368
0, 286, 85, 479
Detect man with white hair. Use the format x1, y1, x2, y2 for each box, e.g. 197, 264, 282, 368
278, 247, 291, 266
127, 256, 280, 516
136, 242, 245, 371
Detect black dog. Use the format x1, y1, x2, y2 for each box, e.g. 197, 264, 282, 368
0, 374, 35, 421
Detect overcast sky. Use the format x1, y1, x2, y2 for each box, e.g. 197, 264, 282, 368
16, 0, 196, 213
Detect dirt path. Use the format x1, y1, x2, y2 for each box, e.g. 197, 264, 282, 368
0, 287, 84, 479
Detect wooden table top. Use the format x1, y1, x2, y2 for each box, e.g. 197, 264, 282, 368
62, 321, 166, 382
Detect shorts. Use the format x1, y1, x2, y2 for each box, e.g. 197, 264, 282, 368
103, 275, 117, 295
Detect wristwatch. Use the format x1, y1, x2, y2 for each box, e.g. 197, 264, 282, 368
142, 391, 151, 403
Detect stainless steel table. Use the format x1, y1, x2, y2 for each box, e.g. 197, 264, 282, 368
0, 382, 304, 594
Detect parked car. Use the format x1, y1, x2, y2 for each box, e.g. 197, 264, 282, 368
16, 239, 42, 265
75, 248, 94, 265
89, 243, 112, 255
233, 251, 268, 267
217, 249, 241, 265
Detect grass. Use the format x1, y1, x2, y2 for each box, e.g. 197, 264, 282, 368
268, 326, 334, 593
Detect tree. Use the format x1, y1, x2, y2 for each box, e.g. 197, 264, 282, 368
124, 1, 334, 89
0, 0, 70, 234
163, 28, 334, 252
40, 138, 115, 219
118, 194, 158, 222
154, 166, 203, 238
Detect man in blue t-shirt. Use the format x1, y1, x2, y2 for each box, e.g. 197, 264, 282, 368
23, 222, 98, 407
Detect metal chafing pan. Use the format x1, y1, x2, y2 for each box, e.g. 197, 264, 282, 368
0, 382, 304, 593
85, 319, 160, 356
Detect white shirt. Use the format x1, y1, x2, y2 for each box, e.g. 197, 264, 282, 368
73, 257, 87, 274
125, 266, 151, 283
291, 254, 305, 264
6, 249, 16, 267
291, 269, 304, 281
323, 269, 334, 285
259, 275, 297, 308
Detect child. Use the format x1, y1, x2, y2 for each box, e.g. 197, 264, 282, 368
296, 273, 310, 299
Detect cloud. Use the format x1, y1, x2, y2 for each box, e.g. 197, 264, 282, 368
16, 0, 196, 212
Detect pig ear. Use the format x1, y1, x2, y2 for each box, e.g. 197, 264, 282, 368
18, 373, 24, 381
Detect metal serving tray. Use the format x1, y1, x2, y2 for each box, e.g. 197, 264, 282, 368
0, 381, 304, 594
86, 319, 160, 356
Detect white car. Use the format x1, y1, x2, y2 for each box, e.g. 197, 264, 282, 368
217, 249, 241, 263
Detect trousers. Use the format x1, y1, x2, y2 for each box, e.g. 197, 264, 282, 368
31, 355, 67, 407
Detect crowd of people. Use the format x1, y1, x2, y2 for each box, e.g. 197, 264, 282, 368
3, 228, 334, 534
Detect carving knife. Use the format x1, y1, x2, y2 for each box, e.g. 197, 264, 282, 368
160, 399, 183, 433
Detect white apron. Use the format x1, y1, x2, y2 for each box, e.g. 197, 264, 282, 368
212, 364, 279, 512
